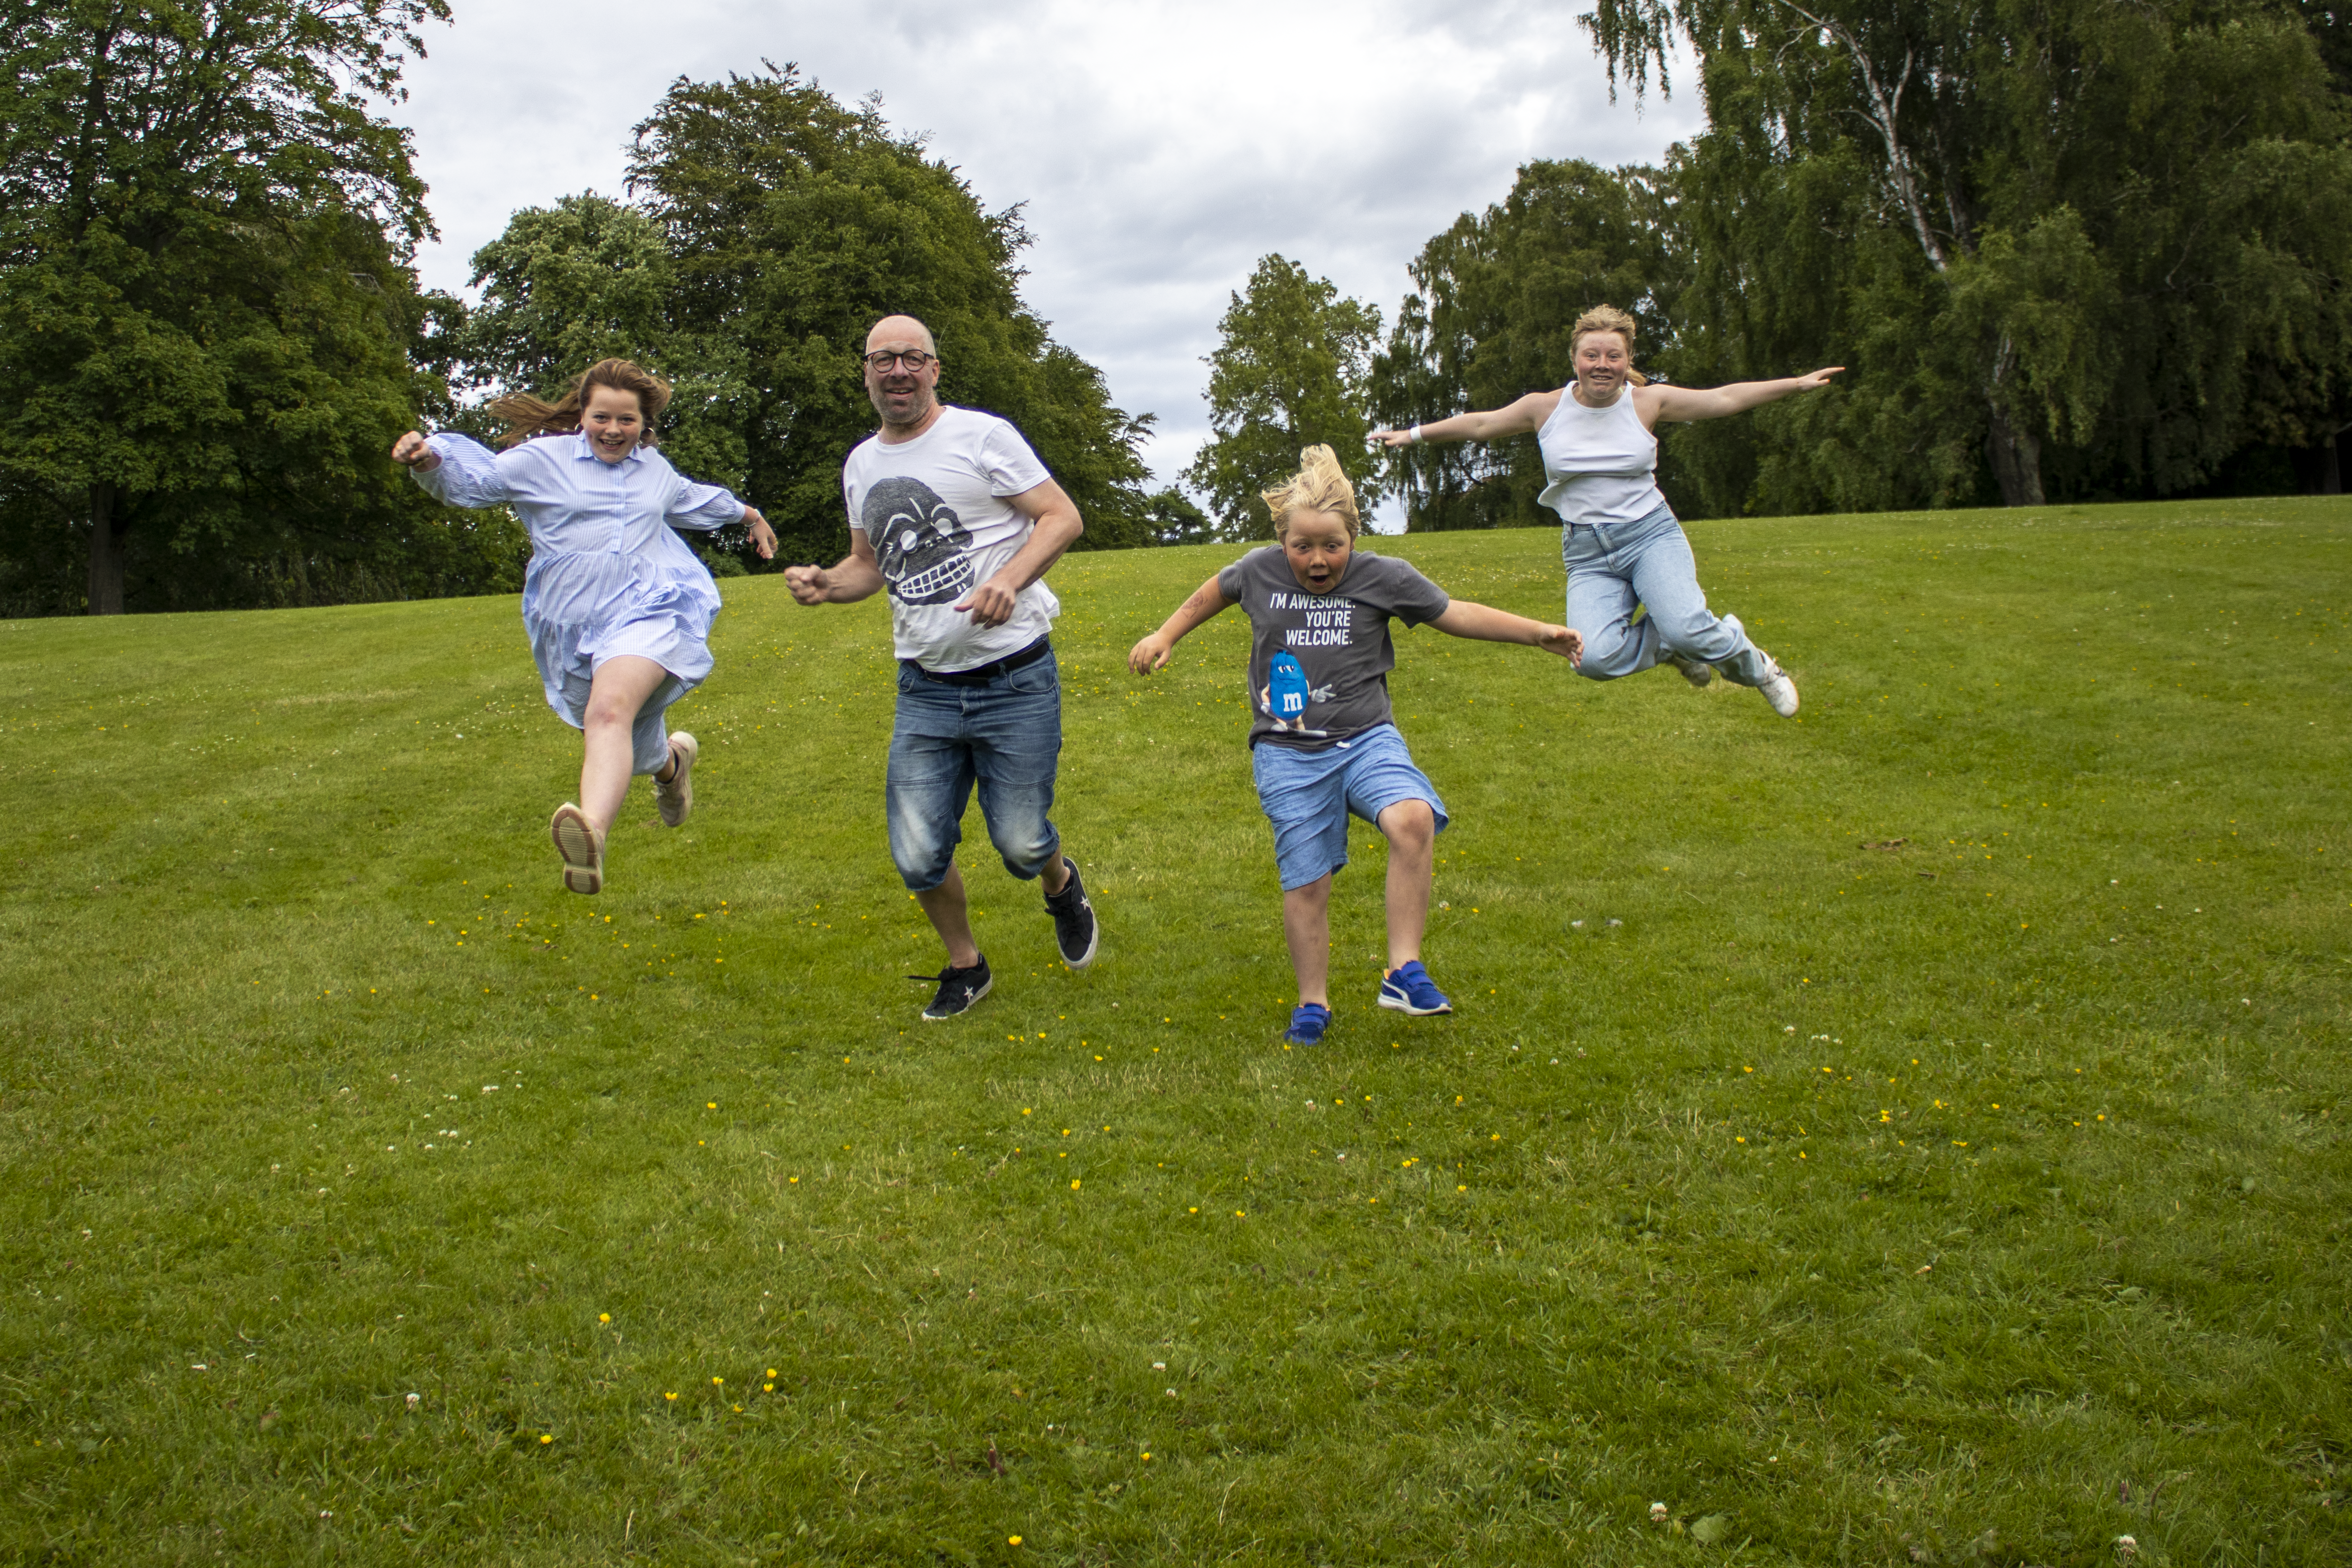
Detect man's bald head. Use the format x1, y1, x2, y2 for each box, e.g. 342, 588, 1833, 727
864, 315, 944, 436
866, 315, 938, 357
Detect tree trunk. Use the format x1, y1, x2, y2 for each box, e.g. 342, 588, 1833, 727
1986, 403, 2045, 507
87, 482, 126, 614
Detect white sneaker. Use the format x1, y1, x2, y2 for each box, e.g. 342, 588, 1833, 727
1756, 658, 1800, 717
655, 733, 697, 828
1664, 650, 1714, 689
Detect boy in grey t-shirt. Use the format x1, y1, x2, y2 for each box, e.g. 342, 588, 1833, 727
1128, 446, 1582, 1045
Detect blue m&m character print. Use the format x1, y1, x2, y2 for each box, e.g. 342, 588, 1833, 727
1268, 651, 1310, 722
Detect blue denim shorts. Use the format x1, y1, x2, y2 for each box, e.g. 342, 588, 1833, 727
1251, 724, 1447, 891
886, 645, 1063, 892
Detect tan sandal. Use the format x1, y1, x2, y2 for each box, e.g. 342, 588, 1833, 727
549, 803, 605, 895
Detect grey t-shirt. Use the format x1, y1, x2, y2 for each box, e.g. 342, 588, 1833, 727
1215, 547, 1451, 751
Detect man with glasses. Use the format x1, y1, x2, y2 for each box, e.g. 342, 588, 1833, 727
785, 315, 1100, 1019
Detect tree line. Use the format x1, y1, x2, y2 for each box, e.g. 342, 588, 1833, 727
5, 0, 2346, 613
0, 6, 1180, 617
1190, 0, 2352, 535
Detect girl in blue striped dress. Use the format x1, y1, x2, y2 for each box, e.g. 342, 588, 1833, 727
392, 359, 776, 894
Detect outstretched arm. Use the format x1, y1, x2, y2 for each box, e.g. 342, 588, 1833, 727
665, 479, 779, 561
1128, 575, 1236, 674
1369, 389, 1562, 449
1430, 599, 1583, 665
784, 530, 885, 606
393, 430, 510, 508
391, 430, 441, 473
1647, 368, 1843, 424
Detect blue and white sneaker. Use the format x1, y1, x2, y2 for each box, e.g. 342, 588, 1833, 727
1283, 1003, 1331, 1045
1378, 961, 1452, 1016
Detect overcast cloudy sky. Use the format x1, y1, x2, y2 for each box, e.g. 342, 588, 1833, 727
391, 0, 1701, 515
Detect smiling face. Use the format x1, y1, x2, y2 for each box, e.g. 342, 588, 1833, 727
1279, 509, 1355, 593
1572, 329, 1633, 404
580, 384, 646, 463
864, 316, 942, 433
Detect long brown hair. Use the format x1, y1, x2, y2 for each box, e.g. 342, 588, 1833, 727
1569, 304, 1650, 387
486, 358, 674, 448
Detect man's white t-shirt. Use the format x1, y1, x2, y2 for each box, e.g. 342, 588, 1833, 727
842, 406, 1059, 672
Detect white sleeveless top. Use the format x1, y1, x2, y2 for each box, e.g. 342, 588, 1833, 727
1535, 387, 1667, 527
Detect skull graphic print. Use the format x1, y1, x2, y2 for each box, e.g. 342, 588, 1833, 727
865, 477, 975, 606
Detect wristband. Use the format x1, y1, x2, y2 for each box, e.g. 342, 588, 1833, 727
1408, 424, 1424, 444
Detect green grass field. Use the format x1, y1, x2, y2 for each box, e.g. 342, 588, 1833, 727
3, 497, 2348, 1566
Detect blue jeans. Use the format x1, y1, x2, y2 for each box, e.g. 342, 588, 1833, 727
1252, 724, 1448, 891
886, 646, 1063, 893
1563, 503, 1769, 685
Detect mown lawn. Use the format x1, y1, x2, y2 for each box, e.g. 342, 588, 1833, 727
2, 496, 2347, 1567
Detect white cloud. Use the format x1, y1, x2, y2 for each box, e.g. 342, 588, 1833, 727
392, 0, 1700, 506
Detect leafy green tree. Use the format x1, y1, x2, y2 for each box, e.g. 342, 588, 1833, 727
1183, 255, 1383, 538
1582, 0, 2352, 509
1369, 161, 1681, 530
452, 194, 678, 406
444, 191, 753, 571
619, 64, 1155, 564
0, 0, 505, 614
1136, 486, 1217, 546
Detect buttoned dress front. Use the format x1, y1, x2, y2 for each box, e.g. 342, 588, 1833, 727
411, 432, 745, 774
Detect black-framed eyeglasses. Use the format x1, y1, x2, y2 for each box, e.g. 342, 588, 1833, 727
863, 350, 937, 372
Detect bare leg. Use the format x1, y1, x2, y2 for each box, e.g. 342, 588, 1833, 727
578, 655, 672, 834
1377, 799, 1436, 971
916, 863, 983, 970
1282, 874, 1335, 1008
1040, 847, 1071, 896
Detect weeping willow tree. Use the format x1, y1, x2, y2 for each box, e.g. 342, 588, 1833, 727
1579, 0, 2352, 510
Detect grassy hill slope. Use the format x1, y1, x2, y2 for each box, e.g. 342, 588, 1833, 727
2, 497, 2348, 1565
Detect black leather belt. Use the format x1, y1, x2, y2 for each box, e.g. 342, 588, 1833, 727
906, 637, 1051, 686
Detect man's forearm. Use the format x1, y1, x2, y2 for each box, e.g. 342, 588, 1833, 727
989, 507, 1084, 595
823, 553, 886, 603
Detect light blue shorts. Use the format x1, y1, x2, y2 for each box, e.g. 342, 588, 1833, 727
1251, 724, 1448, 892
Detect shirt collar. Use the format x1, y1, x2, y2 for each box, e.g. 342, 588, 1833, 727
570, 431, 646, 464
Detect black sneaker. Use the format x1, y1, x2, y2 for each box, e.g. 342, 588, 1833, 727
912, 956, 992, 1020
1043, 856, 1099, 969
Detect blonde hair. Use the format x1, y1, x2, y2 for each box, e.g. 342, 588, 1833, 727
1569, 304, 1650, 387
487, 358, 674, 448
1260, 444, 1362, 538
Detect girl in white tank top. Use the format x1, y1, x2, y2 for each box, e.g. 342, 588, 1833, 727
1371, 306, 1842, 718
1535, 382, 1668, 528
